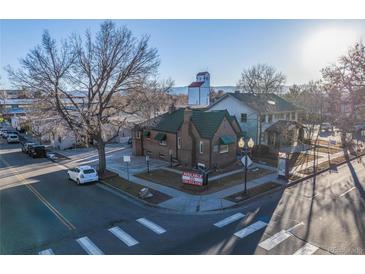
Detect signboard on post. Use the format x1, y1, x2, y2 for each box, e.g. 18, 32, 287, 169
182, 172, 204, 186
123, 155, 131, 162
277, 152, 289, 179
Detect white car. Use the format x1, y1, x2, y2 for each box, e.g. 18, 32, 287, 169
7, 134, 20, 143
67, 165, 99, 184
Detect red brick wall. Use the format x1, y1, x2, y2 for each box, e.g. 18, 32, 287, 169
142, 130, 177, 161
211, 117, 238, 168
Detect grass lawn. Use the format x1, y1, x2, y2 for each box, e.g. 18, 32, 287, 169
225, 182, 282, 203
136, 168, 273, 195
174, 162, 243, 177
101, 170, 172, 205
313, 139, 342, 148
252, 155, 278, 167
288, 152, 320, 167
299, 155, 349, 175
315, 146, 342, 154
253, 152, 320, 168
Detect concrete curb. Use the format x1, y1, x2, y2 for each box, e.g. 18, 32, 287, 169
215, 184, 284, 212
98, 179, 163, 209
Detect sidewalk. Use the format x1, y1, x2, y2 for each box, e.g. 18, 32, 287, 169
107, 161, 286, 213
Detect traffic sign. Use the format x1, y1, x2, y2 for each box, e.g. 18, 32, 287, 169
240, 155, 253, 168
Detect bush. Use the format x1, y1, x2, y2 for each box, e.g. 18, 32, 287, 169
252, 144, 270, 155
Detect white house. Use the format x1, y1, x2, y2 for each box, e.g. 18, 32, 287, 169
188, 71, 210, 107
207, 92, 303, 150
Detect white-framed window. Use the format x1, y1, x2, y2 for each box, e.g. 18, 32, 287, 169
219, 144, 229, 153
291, 112, 296, 120
240, 113, 247, 123
177, 137, 181, 149
268, 114, 273, 123
199, 141, 203, 154
160, 140, 167, 146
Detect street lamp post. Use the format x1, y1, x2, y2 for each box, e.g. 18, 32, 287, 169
238, 137, 255, 194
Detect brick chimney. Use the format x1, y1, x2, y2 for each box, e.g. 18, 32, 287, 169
179, 108, 194, 168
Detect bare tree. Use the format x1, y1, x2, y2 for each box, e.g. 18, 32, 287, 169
321, 41, 365, 144
128, 77, 174, 122
210, 88, 225, 103
8, 21, 160, 174
237, 63, 286, 94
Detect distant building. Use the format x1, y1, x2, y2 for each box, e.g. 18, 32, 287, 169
188, 72, 210, 107
132, 107, 241, 169
207, 92, 303, 150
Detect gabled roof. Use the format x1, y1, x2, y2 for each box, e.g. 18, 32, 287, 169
152, 108, 185, 133
265, 120, 304, 133
191, 110, 229, 139
188, 81, 204, 88
209, 92, 301, 113
148, 108, 238, 140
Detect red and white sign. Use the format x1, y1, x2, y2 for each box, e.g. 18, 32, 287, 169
182, 172, 204, 186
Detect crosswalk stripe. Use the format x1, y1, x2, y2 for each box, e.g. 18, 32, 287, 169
258, 230, 292, 251
234, 221, 267, 238
214, 213, 246, 228
137, 218, 166, 234
293, 243, 319, 255
38, 248, 54, 255
76, 236, 104, 255
108, 226, 139, 247
258, 222, 304, 251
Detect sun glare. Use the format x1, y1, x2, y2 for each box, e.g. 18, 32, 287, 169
300, 25, 363, 75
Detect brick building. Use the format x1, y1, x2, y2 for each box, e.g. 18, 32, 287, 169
132, 107, 242, 169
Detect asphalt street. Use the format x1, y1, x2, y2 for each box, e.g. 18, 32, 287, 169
1, 140, 365, 255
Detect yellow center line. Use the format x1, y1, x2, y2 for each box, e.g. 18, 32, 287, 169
0, 156, 76, 230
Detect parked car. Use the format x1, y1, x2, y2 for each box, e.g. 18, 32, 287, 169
2, 130, 18, 139
127, 137, 132, 145
7, 134, 20, 144
67, 165, 99, 185
321, 123, 332, 131
22, 142, 36, 153
26, 144, 36, 155
29, 145, 47, 158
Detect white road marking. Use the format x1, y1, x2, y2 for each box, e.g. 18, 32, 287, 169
293, 243, 319, 255
234, 221, 267, 239
214, 213, 246, 228
108, 226, 139, 247
76, 236, 104, 255
137, 218, 166, 234
258, 222, 304, 251
38, 248, 54, 255
259, 230, 292, 251
286, 222, 304, 233
339, 187, 356, 197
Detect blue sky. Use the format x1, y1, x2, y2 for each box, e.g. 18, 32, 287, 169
1, 19, 365, 88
